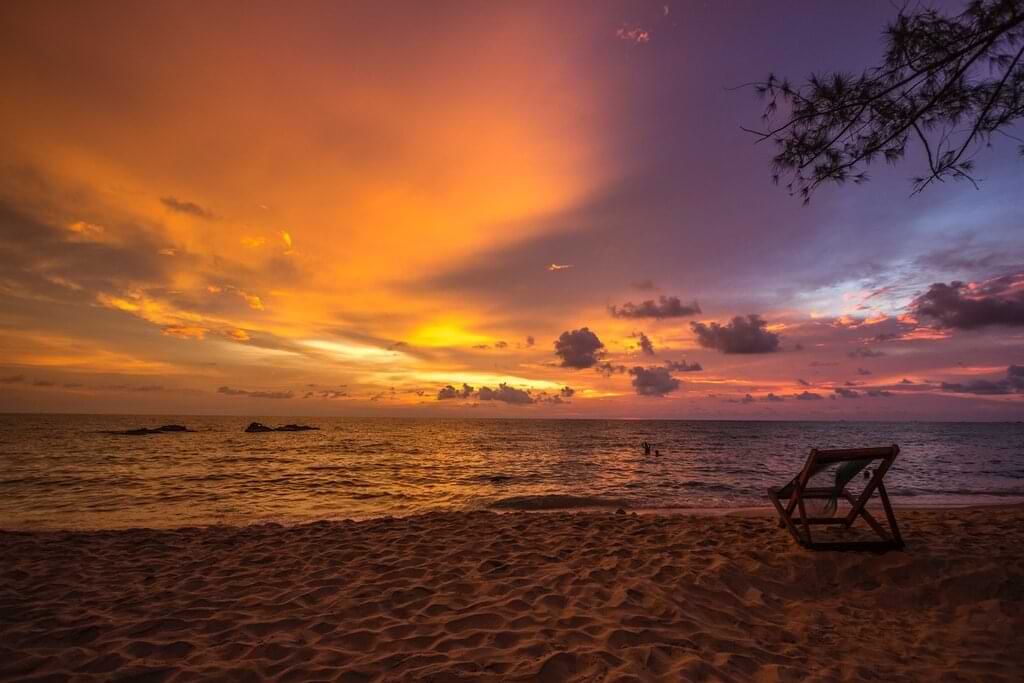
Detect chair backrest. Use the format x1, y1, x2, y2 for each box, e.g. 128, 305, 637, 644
780, 445, 899, 497
811, 445, 899, 465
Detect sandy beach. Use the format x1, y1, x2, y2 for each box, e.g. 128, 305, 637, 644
2, 506, 1022, 682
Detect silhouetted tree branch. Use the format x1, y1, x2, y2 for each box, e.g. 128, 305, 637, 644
746, 0, 1024, 203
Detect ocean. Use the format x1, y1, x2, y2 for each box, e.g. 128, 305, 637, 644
0, 415, 1022, 530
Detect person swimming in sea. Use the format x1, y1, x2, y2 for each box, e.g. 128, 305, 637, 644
654, 449, 661, 456
642, 441, 651, 455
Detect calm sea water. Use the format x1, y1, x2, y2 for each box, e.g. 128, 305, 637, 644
0, 415, 1022, 530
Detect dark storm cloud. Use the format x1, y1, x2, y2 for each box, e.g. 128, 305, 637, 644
0, 200, 182, 302
312, 389, 347, 399
794, 391, 823, 400
628, 366, 680, 396
848, 347, 885, 358
940, 366, 1024, 395
940, 379, 1014, 395
100, 384, 166, 392
437, 383, 474, 400
664, 360, 702, 372
217, 386, 294, 399
554, 327, 605, 369
535, 386, 576, 404
834, 387, 860, 399
436, 382, 542, 405
595, 362, 627, 377
911, 274, 1024, 329
637, 332, 655, 355
160, 196, 215, 220
690, 315, 780, 354
477, 383, 534, 405
609, 296, 701, 320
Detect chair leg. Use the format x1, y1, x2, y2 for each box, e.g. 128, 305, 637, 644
796, 496, 812, 546
768, 490, 804, 546
877, 480, 904, 548
845, 460, 891, 526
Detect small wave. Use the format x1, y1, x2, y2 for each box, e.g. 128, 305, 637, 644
351, 492, 388, 500
489, 494, 629, 511
471, 474, 515, 485
890, 487, 1024, 498
678, 481, 740, 494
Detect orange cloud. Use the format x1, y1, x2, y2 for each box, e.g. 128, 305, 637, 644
162, 325, 208, 340
241, 293, 264, 311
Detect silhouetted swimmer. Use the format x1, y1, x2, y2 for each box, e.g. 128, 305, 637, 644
654, 449, 661, 457
642, 441, 651, 455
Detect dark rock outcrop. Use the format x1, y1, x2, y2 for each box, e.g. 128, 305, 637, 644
107, 425, 194, 436
245, 422, 319, 433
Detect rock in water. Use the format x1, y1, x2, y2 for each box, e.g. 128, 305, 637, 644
110, 424, 194, 435
245, 422, 319, 433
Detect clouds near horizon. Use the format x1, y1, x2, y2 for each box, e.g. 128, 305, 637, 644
554, 328, 605, 369
629, 366, 681, 397
609, 296, 701, 320
0, 1, 1021, 419
912, 274, 1024, 329
690, 315, 780, 354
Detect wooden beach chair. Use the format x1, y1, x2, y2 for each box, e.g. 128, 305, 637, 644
767, 445, 904, 552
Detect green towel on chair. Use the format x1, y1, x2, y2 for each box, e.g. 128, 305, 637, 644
822, 458, 873, 515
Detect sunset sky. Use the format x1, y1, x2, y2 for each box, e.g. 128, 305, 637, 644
0, 1, 1021, 419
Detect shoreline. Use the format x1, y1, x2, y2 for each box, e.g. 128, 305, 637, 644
3, 506, 1022, 681
5, 498, 1024, 535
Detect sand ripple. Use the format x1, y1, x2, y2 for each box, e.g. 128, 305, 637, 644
2, 507, 1023, 681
